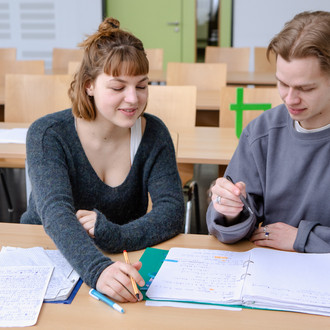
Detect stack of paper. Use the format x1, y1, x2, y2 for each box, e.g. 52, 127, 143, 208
0, 246, 80, 327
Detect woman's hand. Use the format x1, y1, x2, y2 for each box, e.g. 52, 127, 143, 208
211, 177, 246, 222
96, 261, 145, 303
76, 209, 97, 238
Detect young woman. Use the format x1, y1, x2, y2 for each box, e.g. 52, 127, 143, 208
21, 17, 184, 302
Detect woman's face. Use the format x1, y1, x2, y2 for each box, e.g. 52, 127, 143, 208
86, 72, 149, 128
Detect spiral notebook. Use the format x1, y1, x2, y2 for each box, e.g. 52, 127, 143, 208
146, 247, 330, 316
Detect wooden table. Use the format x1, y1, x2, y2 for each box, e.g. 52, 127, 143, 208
0, 122, 28, 168
0, 124, 238, 167
0, 123, 178, 166
227, 71, 277, 86
1, 222, 328, 330
0, 122, 27, 158
177, 127, 238, 165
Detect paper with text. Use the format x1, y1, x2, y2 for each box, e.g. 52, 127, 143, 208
0, 247, 79, 301
0, 266, 53, 327
146, 247, 250, 304
146, 247, 330, 316
242, 248, 330, 314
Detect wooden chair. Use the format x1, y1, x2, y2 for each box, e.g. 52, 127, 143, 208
205, 46, 250, 72
219, 86, 283, 136
52, 48, 84, 74
146, 85, 200, 233
0, 48, 16, 61
166, 62, 227, 126
3, 73, 72, 209
67, 61, 81, 75
254, 47, 276, 73
0, 61, 44, 211
145, 48, 164, 71
166, 62, 227, 91
0, 60, 45, 105
5, 74, 72, 123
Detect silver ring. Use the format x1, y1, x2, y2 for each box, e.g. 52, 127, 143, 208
263, 226, 269, 233
265, 232, 269, 239
216, 195, 221, 205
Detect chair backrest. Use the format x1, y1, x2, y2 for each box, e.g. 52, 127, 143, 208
5, 74, 72, 123
0, 60, 45, 88
219, 86, 283, 133
205, 46, 250, 72
145, 48, 164, 71
67, 61, 81, 75
254, 47, 276, 73
166, 62, 227, 91
145, 85, 197, 134
52, 48, 84, 74
0, 48, 16, 61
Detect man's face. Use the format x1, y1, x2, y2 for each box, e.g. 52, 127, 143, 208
276, 55, 330, 129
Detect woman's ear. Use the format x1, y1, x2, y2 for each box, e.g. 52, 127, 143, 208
85, 82, 94, 96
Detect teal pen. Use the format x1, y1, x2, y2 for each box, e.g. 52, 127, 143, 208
89, 289, 125, 314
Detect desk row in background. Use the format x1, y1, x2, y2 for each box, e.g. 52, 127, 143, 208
0, 122, 238, 167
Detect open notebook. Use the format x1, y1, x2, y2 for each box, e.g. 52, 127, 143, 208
146, 247, 330, 316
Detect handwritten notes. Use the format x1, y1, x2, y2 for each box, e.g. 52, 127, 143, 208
146, 247, 330, 316
0, 246, 80, 327
0, 247, 80, 301
146, 248, 250, 304
0, 266, 53, 327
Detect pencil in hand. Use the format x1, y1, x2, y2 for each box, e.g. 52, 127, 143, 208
123, 250, 140, 300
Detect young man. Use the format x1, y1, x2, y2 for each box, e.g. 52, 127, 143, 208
207, 11, 330, 253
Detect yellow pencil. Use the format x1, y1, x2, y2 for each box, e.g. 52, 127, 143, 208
123, 250, 140, 300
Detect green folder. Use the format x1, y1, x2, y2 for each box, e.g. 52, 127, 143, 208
138, 247, 169, 300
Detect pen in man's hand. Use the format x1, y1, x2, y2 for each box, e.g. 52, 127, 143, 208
226, 175, 254, 215
123, 250, 140, 300
89, 289, 124, 314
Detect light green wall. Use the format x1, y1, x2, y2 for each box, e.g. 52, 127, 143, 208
182, 0, 196, 62
105, 0, 231, 62
219, 0, 232, 47
106, 0, 196, 65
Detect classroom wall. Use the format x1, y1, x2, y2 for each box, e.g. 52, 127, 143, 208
232, 0, 330, 70
0, 0, 103, 69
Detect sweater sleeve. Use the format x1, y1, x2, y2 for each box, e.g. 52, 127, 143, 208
206, 128, 264, 243
206, 201, 257, 243
25, 123, 113, 288
294, 221, 330, 253
93, 127, 185, 252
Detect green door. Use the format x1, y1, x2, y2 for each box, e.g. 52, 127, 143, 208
106, 0, 196, 69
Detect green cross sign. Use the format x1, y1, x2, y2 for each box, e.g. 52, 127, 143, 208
230, 87, 272, 138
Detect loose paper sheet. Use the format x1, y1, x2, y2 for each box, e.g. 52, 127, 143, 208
0, 128, 28, 144
0, 266, 53, 327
